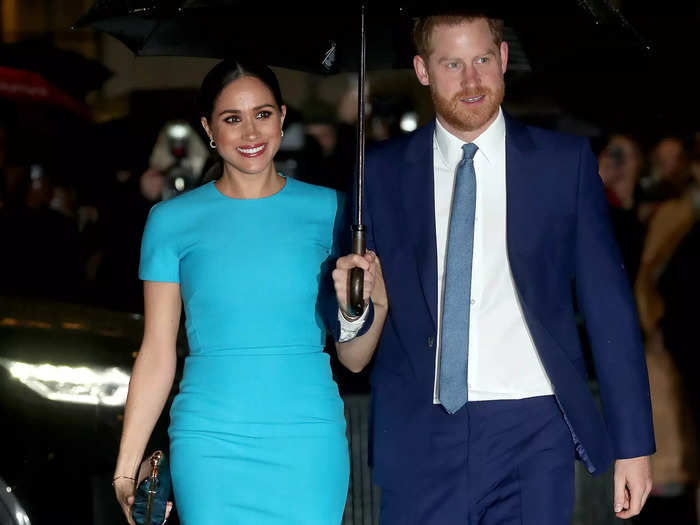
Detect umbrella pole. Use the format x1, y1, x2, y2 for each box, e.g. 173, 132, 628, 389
348, 0, 367, 316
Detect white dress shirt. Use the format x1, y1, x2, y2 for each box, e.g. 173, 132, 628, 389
340, 108, 553, 404
433, 108, 552, 402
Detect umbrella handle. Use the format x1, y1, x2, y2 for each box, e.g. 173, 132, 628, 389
348, 225, 366, 316
347, 1, 367, 318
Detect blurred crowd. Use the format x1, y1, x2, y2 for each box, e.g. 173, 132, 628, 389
597, 131, 700, 523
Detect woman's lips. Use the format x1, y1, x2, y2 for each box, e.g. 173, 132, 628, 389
236, 143, 266, 158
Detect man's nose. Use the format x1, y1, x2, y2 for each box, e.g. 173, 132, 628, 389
461, 65, 479, 88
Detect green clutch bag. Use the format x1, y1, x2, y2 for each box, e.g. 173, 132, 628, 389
132, 451, 172, 525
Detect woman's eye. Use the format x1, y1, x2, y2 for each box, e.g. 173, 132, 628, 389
257, 111, 272, 119
224, 115, 240, 123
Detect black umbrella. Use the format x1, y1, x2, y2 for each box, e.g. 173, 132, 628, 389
75, 2, 415, 73
75, 1, 648, 73
1, 38, 112, 100
75, 0, 649, 314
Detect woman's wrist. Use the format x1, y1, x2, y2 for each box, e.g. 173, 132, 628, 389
340, 306, 363, 322
114, 456, 141, 480
111, 475, 136, 486
371, 296, 388, 311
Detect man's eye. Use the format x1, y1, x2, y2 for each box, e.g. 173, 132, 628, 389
476, 57, 489, 64
257, 111, 272, 119
446, 62, 459, 69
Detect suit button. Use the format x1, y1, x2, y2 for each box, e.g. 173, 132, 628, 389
427, 336, 434, 348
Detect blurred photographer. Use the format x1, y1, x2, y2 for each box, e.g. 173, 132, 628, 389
598, 133, 646, 283
146, 120, 208, 201
639, 137, 691, 202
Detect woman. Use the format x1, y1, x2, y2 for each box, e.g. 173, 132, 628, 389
112, 60, 384, 524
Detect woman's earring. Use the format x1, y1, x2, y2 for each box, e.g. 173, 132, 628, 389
209, 138, 216, 149
280, 129, 284, 137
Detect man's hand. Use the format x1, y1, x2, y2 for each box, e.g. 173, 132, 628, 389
613, 455, 652, 519
333, 251, 383, 317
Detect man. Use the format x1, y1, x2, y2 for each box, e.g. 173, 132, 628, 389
330, 14, 654, 525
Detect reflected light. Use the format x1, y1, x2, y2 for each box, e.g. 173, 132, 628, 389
166, 123, 189, 140
25, 320, 51, 329
400, 112, 418, 133
0, 359, 130, 406
15, 510, 31, 525
1, 476, 32, 525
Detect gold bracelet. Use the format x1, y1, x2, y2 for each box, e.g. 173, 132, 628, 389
112, 475, 136, 486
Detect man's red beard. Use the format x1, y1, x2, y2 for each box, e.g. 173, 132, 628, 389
431, 81, 505, 134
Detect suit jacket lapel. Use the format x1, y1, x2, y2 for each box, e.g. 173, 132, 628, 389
394, 116, 535, 332
400, 121, 438, 329
505, 114, 538, 307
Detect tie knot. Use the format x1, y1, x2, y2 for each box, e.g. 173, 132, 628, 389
462, 143, 478, 161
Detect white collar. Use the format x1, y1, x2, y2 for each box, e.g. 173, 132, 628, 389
434, 106, 505, 170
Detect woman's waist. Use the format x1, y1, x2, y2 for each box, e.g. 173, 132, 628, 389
183, 310, 326, 353
187, 343, 325, 356
171, 351, 344, 428
179, 349, 335, 389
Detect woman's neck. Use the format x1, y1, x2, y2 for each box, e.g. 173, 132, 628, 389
216, 164, 284, 199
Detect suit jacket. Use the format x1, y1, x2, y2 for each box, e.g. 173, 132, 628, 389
327, 115, 655, 491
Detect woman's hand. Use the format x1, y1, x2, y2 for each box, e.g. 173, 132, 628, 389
369, 252, 388, 310
113, 476, 136, 525
333, 250, 388, 372
113, 472, 174, 524
333, 250, 386, 316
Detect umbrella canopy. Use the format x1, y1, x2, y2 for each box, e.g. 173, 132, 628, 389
1, 38, 112, 100
76, 2, 412, 73
0, 66, 91, 118
75, 0, 648, 74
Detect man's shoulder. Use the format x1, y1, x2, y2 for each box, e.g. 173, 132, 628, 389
507, 116, 589, 152
367, 122, 434, 162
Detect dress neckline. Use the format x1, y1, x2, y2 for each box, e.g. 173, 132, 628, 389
210, 175, 289, 202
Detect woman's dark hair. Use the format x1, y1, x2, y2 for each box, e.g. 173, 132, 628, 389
199, 59, 284, 121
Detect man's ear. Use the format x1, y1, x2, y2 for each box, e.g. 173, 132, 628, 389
413, 55, 430, 86
500, 41, 509, 75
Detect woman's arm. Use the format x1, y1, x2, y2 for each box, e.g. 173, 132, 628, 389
634, 195, 695, 335
334, 252, 388, 372
113, 281, 181, 524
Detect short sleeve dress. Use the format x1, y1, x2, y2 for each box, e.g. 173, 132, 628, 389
139, 177, 349, 524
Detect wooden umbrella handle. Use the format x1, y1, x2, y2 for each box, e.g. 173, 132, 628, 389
348, 225, 366, 316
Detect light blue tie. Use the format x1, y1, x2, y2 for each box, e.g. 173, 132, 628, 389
439, 142, 478, 414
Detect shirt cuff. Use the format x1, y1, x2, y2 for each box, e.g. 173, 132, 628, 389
338, 305, 369, 342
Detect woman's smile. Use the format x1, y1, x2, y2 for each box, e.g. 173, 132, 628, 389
236, 143, 267, 158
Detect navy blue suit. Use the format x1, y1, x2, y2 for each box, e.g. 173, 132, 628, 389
331, 115, 655, 523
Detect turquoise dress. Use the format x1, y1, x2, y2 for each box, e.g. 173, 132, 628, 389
139, 177, 349, 524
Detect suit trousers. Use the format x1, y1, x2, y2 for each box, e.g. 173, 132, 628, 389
379, 395, 575, 525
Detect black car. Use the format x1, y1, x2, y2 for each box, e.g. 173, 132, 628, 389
0, 297, 179, 525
